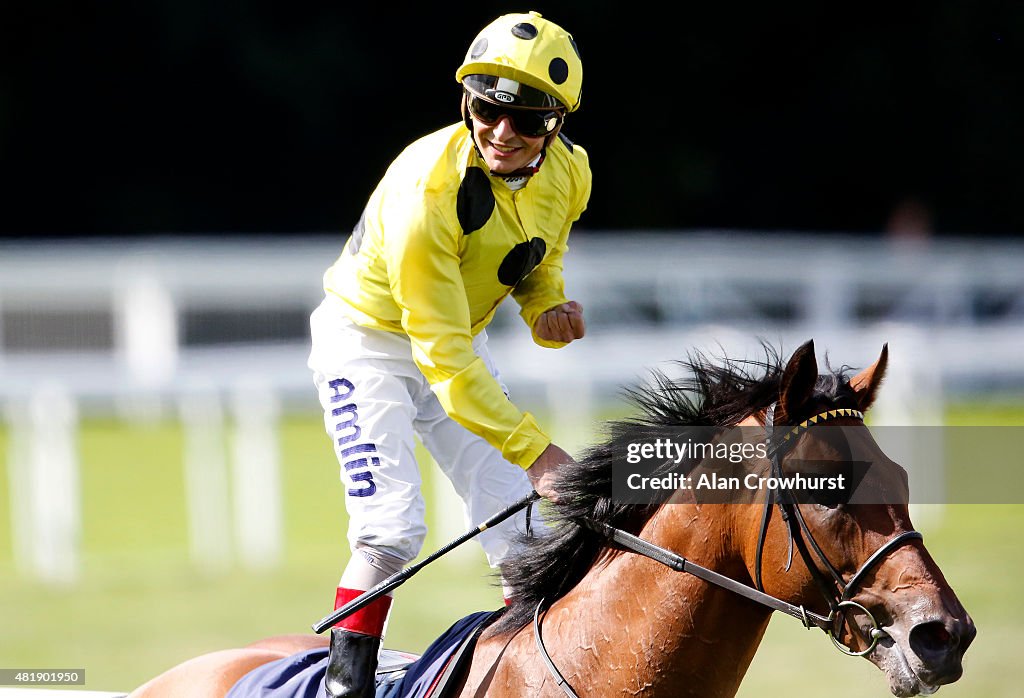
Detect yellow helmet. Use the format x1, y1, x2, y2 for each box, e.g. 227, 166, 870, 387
455, 11, 582, 112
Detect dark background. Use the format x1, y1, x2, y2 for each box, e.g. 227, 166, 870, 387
1, 1, 1020, 239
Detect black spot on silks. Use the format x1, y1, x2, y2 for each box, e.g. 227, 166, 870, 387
498, 237, 547, 286
511, 23, 538, 40
557, 132, 575, 153
548, 57, 569, 85
457, 167, 495, 234
470, 38, 488, 59
347, 208, 367, 253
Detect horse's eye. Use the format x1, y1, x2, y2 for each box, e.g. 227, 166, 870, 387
809, 491, 846, 509
784, 458, 854, 507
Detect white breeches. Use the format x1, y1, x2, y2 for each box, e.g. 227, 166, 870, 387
308, 296, 535, 568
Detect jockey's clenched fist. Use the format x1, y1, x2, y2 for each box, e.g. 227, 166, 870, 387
534, 301, 585, 344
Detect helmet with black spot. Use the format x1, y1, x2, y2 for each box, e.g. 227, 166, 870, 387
455, 11, 582, 113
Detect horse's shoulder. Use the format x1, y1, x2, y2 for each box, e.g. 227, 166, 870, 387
453, 623, 535, 696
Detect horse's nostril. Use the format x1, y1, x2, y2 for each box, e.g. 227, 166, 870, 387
910, 620, 956, 657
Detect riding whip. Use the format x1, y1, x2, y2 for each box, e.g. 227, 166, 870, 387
312, 490, 541, 634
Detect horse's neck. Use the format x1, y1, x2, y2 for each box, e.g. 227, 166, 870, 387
474, 505, 774, 698
568, 506, 770, 696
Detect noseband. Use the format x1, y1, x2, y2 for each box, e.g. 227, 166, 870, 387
534, 403, 923, 697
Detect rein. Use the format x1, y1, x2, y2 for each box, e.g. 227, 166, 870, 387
533, 404, 923, 697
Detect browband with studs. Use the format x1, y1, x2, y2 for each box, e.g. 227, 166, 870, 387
780, 408, 864, 444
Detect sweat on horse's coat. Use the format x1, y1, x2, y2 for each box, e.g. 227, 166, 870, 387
224, 610, 499, 698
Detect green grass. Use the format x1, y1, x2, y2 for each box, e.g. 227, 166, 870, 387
0, 403, 1021, 695
0, 414, 500, 691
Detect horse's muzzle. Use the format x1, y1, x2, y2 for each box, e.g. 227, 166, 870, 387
907, 615, 976, 686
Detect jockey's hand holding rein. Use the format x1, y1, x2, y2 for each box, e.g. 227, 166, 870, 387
528, 443, 575, 502
534, 301, 585, 344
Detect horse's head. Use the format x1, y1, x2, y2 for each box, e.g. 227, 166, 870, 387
743, 340, 975, 696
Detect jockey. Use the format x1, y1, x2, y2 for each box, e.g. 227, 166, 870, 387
306, 11, 590, 697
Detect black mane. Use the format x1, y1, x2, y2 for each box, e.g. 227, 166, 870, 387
491, 342, 855, 634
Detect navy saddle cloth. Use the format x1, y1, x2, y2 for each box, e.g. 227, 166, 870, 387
226, 610, 501, 698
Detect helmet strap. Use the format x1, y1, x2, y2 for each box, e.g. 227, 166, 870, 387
492, 150, 545, 181
461, 91, 487, 158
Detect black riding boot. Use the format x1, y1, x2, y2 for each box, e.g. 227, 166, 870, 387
325, 628, 380, 698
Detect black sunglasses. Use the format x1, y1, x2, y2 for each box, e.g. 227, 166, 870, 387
466, 94, 563, 138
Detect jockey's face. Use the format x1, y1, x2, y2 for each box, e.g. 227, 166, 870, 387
471, 112, 547, 175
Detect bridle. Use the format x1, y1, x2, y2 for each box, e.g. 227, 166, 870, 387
755, 402, 922, 653
534, 403, 924, 697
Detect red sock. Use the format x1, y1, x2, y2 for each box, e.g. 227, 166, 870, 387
334, 587, 392, 638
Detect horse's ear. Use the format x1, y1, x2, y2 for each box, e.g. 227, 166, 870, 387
850, 343, 889, 412
779, 340, 818, 421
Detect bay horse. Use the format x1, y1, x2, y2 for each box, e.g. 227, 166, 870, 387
130, 340, 974, 697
